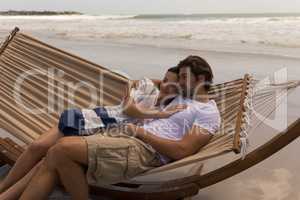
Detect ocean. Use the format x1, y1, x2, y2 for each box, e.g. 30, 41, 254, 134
1, 13, 300, 58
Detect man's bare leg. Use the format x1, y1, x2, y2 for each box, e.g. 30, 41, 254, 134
19, 160, 59, 200
0, 161, 42, 200
46, 137, 89, 200
0, 125, 63, 193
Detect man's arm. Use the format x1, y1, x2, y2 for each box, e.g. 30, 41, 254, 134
126, 124, 212, 161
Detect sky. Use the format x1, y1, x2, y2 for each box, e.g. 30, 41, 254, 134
1, 0, 300, 15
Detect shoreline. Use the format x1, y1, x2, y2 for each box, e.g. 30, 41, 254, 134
93, 37, 300, 60
1, 30, 300, 60
33, 34, 300, 61
1, 30, 300, 67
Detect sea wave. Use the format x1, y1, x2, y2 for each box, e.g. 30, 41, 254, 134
1, 13, 300, 57
131, 13, 300, 20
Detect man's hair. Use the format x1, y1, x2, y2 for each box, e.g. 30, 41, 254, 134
177, 55, 213, 91
167, 66, 179, 74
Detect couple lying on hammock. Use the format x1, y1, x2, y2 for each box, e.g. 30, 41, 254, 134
0, 55, 221, 200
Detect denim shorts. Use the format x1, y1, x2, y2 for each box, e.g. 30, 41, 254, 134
58, 107, 117, 136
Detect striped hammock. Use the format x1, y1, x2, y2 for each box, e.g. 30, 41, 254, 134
0, 27, 299, 175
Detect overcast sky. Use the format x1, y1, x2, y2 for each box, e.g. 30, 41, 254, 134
1, 0, 300, 15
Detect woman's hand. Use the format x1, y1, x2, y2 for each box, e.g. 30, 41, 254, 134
158, 104, 187, 118
131, 80, 139, 89
122, 80, 137, 104
123, 123, 139, 137
123, 79, 139, 100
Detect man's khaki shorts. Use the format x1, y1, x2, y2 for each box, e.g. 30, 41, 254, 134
83, 133, 163, 185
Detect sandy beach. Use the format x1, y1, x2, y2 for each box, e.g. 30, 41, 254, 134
1, 14, 300, 199
55, 38, 300, 200
42, 36, 300, 200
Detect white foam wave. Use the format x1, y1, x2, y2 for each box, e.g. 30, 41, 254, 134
1, 14, 300, 57
94, 15, 138, 20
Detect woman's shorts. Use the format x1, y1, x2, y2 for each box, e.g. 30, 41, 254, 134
58, 107, 117, 136
84, 133, 163, 185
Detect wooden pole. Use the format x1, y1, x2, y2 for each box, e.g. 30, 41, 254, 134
0, 27, 20, 57
196, 118, 300, 189
233, 74, 250, 153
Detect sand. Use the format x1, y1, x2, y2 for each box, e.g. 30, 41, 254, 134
0, 34, 300, 199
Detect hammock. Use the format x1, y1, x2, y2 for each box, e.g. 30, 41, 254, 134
0, 27, 300, 200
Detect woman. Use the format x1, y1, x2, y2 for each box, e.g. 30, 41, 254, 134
0, 66, 184, 199
58, 66, 183, 137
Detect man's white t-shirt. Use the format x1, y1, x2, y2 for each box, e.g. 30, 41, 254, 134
143, 95, 221, 164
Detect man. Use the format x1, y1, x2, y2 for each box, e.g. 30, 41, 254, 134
18, 55, 221, 200
0, 66, 182, 199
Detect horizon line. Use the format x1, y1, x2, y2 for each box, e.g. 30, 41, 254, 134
1, 10, 300, 15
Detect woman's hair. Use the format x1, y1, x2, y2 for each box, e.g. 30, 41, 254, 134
177, 55, 213, 91
167, 66, 179, 74
158, 66, 179, 106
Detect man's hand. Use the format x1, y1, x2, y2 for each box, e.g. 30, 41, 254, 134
158, 104, 187, 118
165, 104, 187, 112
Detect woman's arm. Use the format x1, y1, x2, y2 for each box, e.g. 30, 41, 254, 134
122, 96, 186, 119
123, 97, 186, 119
150, 79, 162, 88
131, 79, 161, 88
